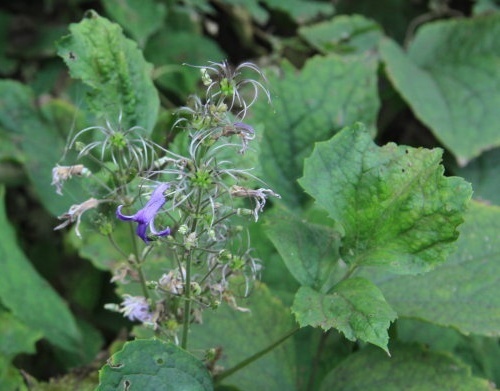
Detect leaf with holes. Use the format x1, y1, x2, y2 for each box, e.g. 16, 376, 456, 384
97, 339, 213, 391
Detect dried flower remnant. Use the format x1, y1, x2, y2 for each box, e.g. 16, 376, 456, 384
54, 197, 100, 238
230, 185, 281, 221
116, 183, 171, 243
51, 164, 90, 195
119, 295, 154, 323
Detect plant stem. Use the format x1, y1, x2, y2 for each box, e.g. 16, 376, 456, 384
214, 327, 300, 384
181, 188, 203, 350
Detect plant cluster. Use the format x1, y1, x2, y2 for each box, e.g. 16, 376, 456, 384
0, 1, 499, 390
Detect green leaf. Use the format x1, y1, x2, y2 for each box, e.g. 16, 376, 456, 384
102, 0, 167, 47
57, 11, 159, 134
334, 0, 427, 44
319, 343, 495, 391
68, 218, 134, 271
189, 282, 296, 391
254, 54, 379, 207
374, 201, 500, 336
261, 0, 334, 23
299, 15, 383, 55
0, 356, 26, 391
0, 81, 88, 215
0, 186, 82, 353
145, 29, 224, 100
0, 310, 42, 359
292, 278, 397, 354
451, 147, 500, 205
398, 319, 500, 385
380, 13, 500, 165
299, 123, 472, 274
97, 338, 213, 391
265, 209, 341, 291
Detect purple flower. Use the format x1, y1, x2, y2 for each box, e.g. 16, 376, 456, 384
116, 183, 171, 243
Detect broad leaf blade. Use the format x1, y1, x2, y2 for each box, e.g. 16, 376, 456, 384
98, 339, 213, 390
189, 282, 296, 391
102, 0, 166, 46
380, 13, 500, 165
0, 311, 42, 360
375, 201, 500, 336
57, 11, 159, 134
299, 123, 472, 274
0, 186, 82, 353
320, 343, 495, 391
266, 209, 341, 291
292, 278, 397, 353
299, 14, 383, 55
0, 81, 88, 215
253, 54, 379, 207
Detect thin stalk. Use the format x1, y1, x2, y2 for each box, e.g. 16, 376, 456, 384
116, 151, 151, 301
181, 188, 203, 349
306, 330, 331, 391
215, 327, 300, 383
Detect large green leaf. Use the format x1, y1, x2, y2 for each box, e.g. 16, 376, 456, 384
292, 278, 397, 354
0, 310, 42, 360
57, 11, 159, 134
380, 14, 500, 165
299, 123, 472, 274
98, 338, 213, 390
265, 208, 341, 291
253, 54, 379, 207
398, 319, 500, 385
299, 14, 383, 55
189, 282, 297, 391
319, 343, 495, 391
0, 81, 88, 215
102, 0, 166, 47
0, 186, 82, 353
374, 201, 500, 336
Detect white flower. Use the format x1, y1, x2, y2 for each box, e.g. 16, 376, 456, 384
119, 295, 154, 323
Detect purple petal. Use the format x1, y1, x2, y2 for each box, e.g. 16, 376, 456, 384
116, 205, 137, 221
150, 220, 171, 237
136, 223, 149, 243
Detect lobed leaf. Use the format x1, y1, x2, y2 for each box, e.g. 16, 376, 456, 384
299, 123, 472, 274
98, 338, 213, 390
292, 278, 397, 354
57, 11, 159, 134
